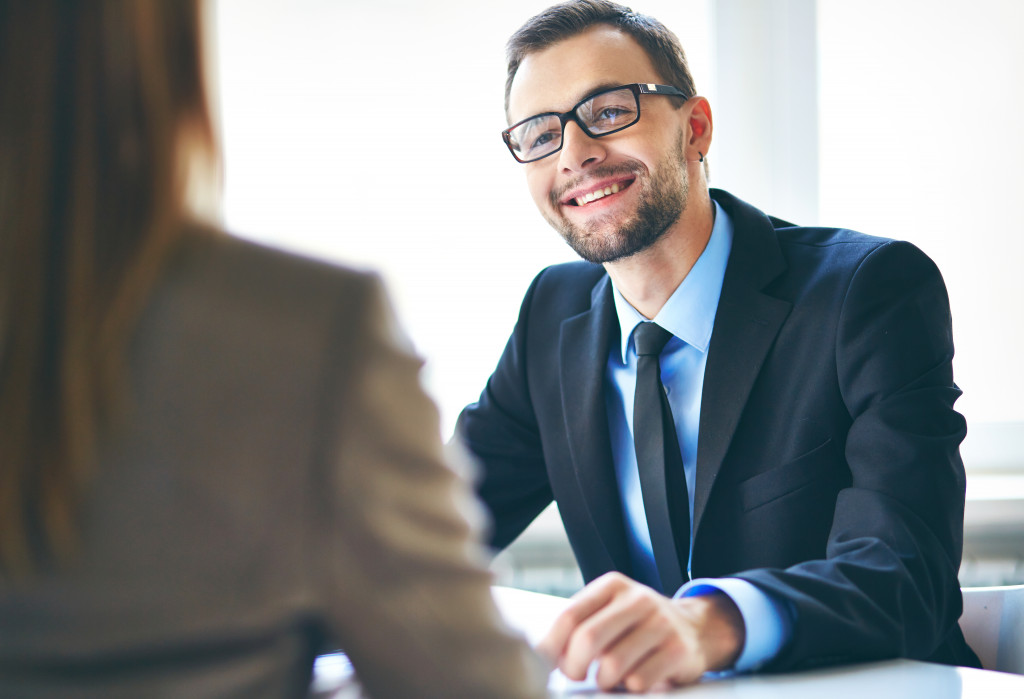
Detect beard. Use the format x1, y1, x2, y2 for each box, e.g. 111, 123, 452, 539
545, 133, 689, 264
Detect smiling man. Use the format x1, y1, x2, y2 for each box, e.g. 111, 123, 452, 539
455, 0, 979, 692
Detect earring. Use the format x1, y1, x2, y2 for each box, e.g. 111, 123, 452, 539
698, 151, 704, 163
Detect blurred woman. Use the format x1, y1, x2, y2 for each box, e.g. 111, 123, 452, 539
0, 2, 546, 696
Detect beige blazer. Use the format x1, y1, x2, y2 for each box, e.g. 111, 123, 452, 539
0, 228, 547, 698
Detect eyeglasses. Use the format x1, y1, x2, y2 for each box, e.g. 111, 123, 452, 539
502, 83, 690, 164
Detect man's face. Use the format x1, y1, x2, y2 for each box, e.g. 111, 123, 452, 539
507, 25, 691, 264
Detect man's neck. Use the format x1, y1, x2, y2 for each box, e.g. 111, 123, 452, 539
604, 188, 715, 320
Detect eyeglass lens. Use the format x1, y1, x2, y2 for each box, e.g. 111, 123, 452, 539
508, 87, 640, 162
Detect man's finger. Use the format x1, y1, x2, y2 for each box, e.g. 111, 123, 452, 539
591, 610, 673, 690
561, 586, 661, 681
623, 641, 701, 693
535, 573, 630, 670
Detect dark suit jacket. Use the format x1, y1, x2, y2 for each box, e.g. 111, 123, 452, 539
456, 189, 979, 671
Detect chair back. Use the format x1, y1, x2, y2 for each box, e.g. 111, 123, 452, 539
960, 585, 1024, 674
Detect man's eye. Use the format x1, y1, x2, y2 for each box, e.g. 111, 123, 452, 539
531, 131, 557, 148
593, 106, 633, 124
522, 128, 560, 154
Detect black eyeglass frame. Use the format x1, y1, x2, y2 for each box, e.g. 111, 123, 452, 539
501, 83, 690, 164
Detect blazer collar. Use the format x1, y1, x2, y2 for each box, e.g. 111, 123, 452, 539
693, 189, 792, 535
559, 276, 634, 576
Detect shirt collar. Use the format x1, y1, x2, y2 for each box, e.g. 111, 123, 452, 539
611, 199, 734, 362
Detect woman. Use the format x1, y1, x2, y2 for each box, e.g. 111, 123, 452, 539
0, 2, 546, 697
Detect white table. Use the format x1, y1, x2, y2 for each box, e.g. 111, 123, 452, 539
591, 660, 1024, 698
312, 586, 1024, 697
492, 586, 1024, 697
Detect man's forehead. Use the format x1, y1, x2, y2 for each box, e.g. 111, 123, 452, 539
507, 25, 664, 122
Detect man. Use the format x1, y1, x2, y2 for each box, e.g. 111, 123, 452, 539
455, 0, 979, 693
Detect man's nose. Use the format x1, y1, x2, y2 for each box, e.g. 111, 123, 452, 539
557, 121, 606, 173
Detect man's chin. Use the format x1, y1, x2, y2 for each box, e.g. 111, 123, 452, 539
560, 230, 655, 265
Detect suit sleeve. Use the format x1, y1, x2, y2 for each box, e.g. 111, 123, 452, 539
313, 275, 548, 699
736, 241, 970, 670
454, 270, 555, 550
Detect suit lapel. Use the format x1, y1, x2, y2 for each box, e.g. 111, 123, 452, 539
559, 276, 633, 575
693, 191, 792, 535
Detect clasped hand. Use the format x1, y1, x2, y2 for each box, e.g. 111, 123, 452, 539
536, 572, 745, 693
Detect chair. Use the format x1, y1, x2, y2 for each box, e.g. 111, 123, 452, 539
959, 584, 1024, 674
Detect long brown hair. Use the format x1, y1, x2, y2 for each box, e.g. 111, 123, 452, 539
0, 0, 219, 574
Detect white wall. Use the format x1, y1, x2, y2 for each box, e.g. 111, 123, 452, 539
710, 0, 820, 225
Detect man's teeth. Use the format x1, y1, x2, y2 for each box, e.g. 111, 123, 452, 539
575, 182, 621, 206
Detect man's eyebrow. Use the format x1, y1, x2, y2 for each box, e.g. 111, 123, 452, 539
576, 81, 627, 104
514, 81, 626, 123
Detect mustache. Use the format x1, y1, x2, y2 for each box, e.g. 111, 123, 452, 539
549, 161, 645, 206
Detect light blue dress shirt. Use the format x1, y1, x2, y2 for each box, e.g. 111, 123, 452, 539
604, 201, 789, 672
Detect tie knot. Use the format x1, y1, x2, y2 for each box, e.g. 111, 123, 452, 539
633, 322, 673, 356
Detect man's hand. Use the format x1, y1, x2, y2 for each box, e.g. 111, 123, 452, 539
536, 572, 745, 693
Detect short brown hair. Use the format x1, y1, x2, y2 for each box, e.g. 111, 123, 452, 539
504, 0, 698, 116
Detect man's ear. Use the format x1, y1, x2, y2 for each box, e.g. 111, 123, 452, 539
686, 97, 713, 157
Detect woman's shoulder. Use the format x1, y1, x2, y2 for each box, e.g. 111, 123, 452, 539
155, 221, 385, 332
178, 221, 379, 300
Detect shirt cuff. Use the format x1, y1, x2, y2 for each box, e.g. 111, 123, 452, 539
675, 577, 790, 673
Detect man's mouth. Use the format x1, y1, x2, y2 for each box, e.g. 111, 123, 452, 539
562, 177, 635, 207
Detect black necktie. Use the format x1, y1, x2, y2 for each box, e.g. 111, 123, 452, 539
632, 322, 689, 594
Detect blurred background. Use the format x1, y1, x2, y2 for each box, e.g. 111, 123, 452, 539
213, 0, 1024, 595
